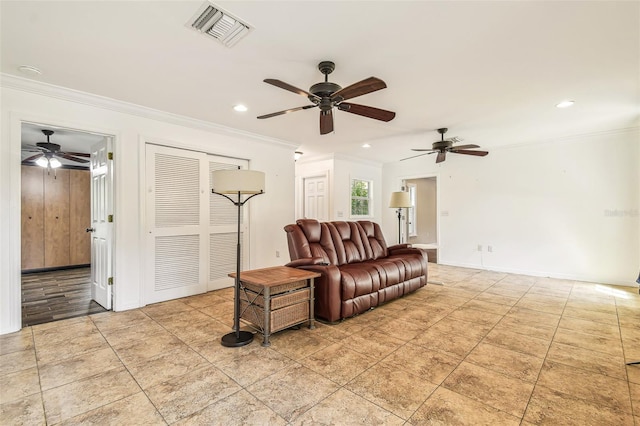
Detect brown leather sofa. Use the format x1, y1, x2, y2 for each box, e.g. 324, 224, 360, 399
284, 219, 428, 322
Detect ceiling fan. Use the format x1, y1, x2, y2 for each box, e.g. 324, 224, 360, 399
22, 130, 90, 168
402, 128, 489, 163
257, 61, 396, 135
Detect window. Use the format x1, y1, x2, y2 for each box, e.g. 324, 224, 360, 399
407, 183, 417, 237
351, 178, 372, 217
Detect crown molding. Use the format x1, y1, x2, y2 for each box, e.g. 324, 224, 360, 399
0, 73, 298, 150
333, 153, 383, 168
492, 126, 640, 152
297, 152, 382, 168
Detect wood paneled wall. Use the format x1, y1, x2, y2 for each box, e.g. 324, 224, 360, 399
69, 170, 91, 265
21, 166, 45, 269
21, 166, 91, 270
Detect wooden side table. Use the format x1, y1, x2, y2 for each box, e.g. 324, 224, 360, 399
230, 266, 320, 347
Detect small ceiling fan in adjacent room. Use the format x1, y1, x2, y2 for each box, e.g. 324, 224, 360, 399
257, 61, 396, 135
22, 130, 90, 169
402, 128, 489, 163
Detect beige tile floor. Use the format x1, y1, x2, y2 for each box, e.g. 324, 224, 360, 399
1, 264, 639, 425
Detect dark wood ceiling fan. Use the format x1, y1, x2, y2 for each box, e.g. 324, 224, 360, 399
22, 130, 90, 165
257, 61, 396, 135
402, 128, 489, 163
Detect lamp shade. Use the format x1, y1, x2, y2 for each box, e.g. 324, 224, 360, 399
389, 191, 411, 208
212, 169, 265, 194
35, 157, 49, 168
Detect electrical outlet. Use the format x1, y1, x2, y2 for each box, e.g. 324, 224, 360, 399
477, 244, 482, 252
488, 246, 493, 253
275, 250, 280, 258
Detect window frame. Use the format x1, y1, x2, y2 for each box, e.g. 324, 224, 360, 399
407, 183, 417, 237
350, 177, 373, 218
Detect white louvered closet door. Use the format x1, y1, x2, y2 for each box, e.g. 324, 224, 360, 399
145, 144, 249, 304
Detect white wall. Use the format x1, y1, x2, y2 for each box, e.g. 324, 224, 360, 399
383, 129, 640, 286
0, 79, 297, 334
295, 155, 383, 223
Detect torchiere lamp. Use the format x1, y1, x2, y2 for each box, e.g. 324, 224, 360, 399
389, 191, 412, 245
212, 168, 265, 347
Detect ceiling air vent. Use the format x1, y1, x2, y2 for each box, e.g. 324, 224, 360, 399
188, 2, 251, 48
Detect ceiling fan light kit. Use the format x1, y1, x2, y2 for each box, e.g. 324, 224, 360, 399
258, 61, 396, 135
402, 128, 489, 163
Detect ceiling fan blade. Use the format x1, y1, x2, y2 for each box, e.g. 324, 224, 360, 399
263, 79, 320, 101
451, 149, 489, 157
436, 152, 446, 163
337, 102, 395, 122
450, 144, 480, 150
400, 152, 431, 161
331, 77, 386, 101
320, 110, 334, 135
257, 105, 317, 119
23, 153, 44, 163
411, 148, 437, 152
58, 153, 90, 163
61, 151, 90, 158
22, 144, 43, 151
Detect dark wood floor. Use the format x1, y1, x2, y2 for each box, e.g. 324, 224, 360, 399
22, 267, 107, 327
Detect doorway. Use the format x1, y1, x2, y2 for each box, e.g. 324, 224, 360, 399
20, 122, 114, 326
403, 176, 438, 263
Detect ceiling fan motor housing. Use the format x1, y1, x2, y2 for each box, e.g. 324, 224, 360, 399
433, 140, 453, 151
309, 82, 342, 97
36, 142, 61, 151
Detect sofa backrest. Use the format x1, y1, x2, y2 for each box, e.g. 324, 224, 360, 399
329, 221, 367, 265
284, 219, 390, 265
357, 220, 389, 260
284, 219, 339, 264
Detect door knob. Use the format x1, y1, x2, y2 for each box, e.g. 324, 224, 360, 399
86, 228, 95, 233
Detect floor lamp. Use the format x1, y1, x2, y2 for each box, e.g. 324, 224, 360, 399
212, 168, 265, 347
389, 191, 412, 245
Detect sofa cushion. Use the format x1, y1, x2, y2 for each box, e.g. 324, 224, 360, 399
295, 219, 339, 265
339, 263, 381, 298
357, 221, 389, 259
330, 221, 369, 265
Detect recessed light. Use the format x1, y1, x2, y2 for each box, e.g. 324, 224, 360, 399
362, 143, 371, 148
17, 65, 42, 76
233, 104, 248, 112
556, 100, 575, 108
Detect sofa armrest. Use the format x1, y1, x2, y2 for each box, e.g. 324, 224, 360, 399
388, 246, 429, 267
388, 244, 410, 251
287, 263, 342, 322
285, 257, 327, 267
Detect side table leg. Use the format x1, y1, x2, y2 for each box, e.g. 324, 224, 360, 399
309, 278, 315, 330
263, 287, 271, 347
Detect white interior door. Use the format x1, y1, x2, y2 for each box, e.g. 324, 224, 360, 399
90, 137, 113, 309
303, 175, 328, 220
145, 144, 249, 303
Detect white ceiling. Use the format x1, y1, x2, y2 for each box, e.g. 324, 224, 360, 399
2, 1, 638, 164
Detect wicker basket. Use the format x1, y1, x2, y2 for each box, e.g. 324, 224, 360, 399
240, 299, 310, 333
241, 287, 310, 310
